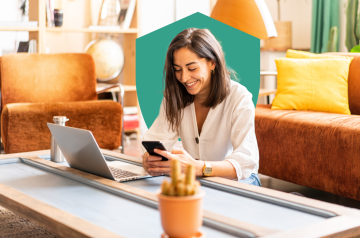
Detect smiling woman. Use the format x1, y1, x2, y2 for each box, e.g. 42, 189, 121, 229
142, 28, 261, 186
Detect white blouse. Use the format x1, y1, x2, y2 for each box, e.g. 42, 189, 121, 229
142, 80, 259, 181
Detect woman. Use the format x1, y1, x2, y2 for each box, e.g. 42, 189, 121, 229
142, 28, 260, 186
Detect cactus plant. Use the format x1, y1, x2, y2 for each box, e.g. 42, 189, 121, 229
327, 26, 339, 52
161, 160, 199, 196
345, 0, 360, 52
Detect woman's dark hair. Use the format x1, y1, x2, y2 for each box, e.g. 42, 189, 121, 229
163, 28, 234, 132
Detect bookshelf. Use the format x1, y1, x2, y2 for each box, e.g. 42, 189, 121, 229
1, 0, 141, 135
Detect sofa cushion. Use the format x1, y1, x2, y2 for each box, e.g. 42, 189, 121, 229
255, 104, 360, 200
1, 100, 122, 154
272, 57, 352, 115
286, 49, 352, 59
286, 50, 360, 115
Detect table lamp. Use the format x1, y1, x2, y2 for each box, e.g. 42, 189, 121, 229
211, 0, 277, 39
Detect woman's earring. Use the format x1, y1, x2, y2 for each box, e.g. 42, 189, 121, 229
211, 69, 215, 74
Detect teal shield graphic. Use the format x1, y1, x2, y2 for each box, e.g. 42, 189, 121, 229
136, 12, 260, 129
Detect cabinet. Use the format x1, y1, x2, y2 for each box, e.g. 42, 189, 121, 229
0, 0, 141, 134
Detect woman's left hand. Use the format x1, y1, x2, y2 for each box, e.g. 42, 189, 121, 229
149, 149, 204, 176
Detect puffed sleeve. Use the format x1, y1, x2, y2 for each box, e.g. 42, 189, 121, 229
141, 99, 179, 154
225, 90, 259, 181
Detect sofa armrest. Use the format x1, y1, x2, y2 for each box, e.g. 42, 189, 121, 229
255, 105, 360, 200
1, 100, 122, 154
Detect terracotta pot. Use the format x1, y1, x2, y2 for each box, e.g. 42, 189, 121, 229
157, 190, 205, 238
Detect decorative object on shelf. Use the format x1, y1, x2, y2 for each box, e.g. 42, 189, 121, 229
118, 0, 136, 29
84, 0, 132, 82
345, 0, 360, 52
211, 0, 277, 39
85, 38, 125, 82
263, 0, 291, 50
20, 0, 29, 18
54, 9, 63, 27
45, 0, 55, 27
157, 160, 205, 238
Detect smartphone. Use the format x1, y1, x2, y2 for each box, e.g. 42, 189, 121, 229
142, 141, 168, 161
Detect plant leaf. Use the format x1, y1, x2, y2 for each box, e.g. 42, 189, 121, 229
350, 45, 360, 52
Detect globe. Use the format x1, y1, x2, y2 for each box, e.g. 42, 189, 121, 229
85, 39, 125, 82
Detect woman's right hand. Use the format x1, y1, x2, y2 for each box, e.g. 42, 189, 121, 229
142, 152, 167, 176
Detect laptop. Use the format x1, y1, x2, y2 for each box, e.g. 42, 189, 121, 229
47, 123, 150, 182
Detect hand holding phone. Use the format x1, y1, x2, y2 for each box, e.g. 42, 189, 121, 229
142, 141, 168, 161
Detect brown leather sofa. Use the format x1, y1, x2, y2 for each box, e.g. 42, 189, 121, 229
255, 53, 360, 201
0, 53, 123, 154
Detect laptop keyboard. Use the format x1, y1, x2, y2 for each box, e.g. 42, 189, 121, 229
109, 166, 140, 179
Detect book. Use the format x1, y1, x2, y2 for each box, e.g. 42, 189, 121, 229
124, 114, 139, 130
49, 0, 55, 26
45, 0, 52, 27
123, 106, 138, 115
17, 40, 37, 53
17, 42, 29, 52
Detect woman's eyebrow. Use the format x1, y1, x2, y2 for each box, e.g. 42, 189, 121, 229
173, 62, 198, 67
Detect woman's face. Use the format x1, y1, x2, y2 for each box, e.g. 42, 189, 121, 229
173, 47, 215, 97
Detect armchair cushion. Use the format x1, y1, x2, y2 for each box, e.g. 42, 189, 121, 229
255, 104, 360, 200
1, 100, 122, 154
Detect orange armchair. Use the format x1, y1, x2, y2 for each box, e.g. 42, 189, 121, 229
0, 53, 123, 154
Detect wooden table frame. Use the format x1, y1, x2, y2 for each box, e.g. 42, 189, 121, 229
1, 150, 360, 238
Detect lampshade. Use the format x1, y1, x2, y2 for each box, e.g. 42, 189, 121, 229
211, 0, 277, 39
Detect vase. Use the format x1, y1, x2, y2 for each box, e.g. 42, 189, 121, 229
264, 21, 292, 51
157, 190, 205, 238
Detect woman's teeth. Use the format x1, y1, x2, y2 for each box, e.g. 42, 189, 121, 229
186, 81, 197, 87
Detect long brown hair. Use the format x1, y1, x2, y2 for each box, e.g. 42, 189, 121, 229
163, 28, 234, 132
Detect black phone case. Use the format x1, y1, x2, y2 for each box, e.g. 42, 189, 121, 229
142, 141, 168, 161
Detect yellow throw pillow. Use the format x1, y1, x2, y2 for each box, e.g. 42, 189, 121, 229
286, 49, 352, 60
271, 58, 352, 115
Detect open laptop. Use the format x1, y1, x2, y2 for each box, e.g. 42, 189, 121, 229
47, 123, 150, 182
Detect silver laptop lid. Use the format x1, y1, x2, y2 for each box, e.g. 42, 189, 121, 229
47, 123, 115, 180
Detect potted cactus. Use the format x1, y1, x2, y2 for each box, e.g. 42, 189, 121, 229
345, 0, 360, 52
157, 159, 205, 238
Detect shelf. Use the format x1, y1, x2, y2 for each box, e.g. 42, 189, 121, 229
260, 47, 310, 52
0, 27, 39, 32
124, 128, 140, 133
46, 27, 139, 34
259, 89, 277, 97
97, 83, 137, 92
260, 71, 278, 76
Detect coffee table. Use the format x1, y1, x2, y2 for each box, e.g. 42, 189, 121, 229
0, 150, 360, 237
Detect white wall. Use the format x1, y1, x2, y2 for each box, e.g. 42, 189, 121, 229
262, 0, 312, 50
140, 0, 210, 37
0, 0, 29, 55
